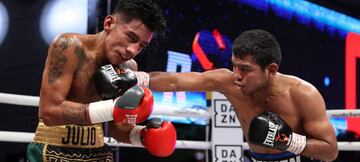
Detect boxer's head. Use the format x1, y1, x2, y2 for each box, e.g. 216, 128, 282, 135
103, 0, 166, 65
231, 29, 282, 95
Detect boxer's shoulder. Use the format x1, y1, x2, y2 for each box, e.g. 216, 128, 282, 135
279, 73, 318, 97
289, 78, 319, 99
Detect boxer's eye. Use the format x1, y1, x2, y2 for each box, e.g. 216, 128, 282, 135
240, 67, 251, 72
127, 33, 139, 43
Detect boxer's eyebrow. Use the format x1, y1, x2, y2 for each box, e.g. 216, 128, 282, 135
127, 31, 149, 49
231, 59, 252, 68
239, 64, 252, 69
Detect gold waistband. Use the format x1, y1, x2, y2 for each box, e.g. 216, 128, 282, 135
34, 120, 104, 148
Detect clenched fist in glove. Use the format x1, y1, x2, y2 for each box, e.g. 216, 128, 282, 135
86, 85, 153, 124
129, 118, 177, 157
95, 64, 150, 100
113, 85, 153, 124
248, 111, 307, 155
95, 64, 138, 99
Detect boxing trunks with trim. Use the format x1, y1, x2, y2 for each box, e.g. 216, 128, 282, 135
249, 151, 318, 162
27, 120, 113, 162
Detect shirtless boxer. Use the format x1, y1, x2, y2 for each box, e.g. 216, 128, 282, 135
26, 0, 175, 161
136, 29, 338, 161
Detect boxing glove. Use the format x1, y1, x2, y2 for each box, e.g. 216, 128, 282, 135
113, 85, 154, 124
130, 118, 177, 157
95, 64, 137, 99
87, 85, 153, 124
248, 111, 306, 155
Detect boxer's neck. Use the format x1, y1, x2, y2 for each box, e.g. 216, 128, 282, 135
250, 72, 281, 103
90, 31, 109, 66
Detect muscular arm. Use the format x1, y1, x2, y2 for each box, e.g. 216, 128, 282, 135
149, 68, 233, 93
39, 34, 90, 126
293, 83, 338, 161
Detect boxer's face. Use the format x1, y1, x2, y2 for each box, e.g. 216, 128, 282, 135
231, 55, 269, 95
103, 15, 153, 65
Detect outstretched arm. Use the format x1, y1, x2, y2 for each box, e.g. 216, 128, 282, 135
294, 83, 338, 161
149, 68, 233, 93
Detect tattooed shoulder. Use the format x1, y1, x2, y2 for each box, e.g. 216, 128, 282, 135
74, 40, 88, 70
47, 35, 71, 84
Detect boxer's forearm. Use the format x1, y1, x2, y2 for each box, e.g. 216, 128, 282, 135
301, 138, 338, 161
149, 72, 179, 91
40, 100, 90, 126
149, 71, 211, 92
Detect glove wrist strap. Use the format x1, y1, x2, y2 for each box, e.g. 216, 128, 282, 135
87, 99, 115, 124
287, 132, 307, 155
134, 71, 150, 88
129, 125, 146, 146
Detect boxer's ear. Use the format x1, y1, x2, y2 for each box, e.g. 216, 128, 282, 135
103, 15, 116, 33
267, 63, 278, 77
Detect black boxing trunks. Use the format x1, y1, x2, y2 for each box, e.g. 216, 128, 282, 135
26, 120, 113, 162
249, 151, 319, 162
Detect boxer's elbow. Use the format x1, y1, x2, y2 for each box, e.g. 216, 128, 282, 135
317, 141, 338, 161
326, 143, 338, 161
39, 105, 62, 126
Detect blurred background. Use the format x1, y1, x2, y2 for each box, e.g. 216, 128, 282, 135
0, 0, 360, 161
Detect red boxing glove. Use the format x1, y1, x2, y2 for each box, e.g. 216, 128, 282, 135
130, 118, 177, 157
113, 85, 154, 124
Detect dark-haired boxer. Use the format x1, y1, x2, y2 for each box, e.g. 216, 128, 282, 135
26, 0, 176, 161
134, 29, 338, 161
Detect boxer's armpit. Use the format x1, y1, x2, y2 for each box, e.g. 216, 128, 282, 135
48, 36, 70, 84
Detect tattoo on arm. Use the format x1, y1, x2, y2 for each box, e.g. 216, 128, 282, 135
63, 104, 88, 125
48, 37, 69, 84
74, 44, 87, 70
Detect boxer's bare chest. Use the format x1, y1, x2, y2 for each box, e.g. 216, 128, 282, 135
224, 89, 303, 153
67, 57, 101, 103
225, 89, 303, 137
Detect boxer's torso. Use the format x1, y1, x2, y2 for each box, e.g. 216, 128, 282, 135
65, 34, 103, 103
34, 34, 107, 148
67, 54, 100, 103
221, 72, 305, 154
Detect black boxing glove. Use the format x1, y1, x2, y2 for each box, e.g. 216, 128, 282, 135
94, 64, 137, 99
248, 111, 307, 155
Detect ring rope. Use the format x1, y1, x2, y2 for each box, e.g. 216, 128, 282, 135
1, 92, 360, 151
0, 92, 210, 118
0, 131, 359, 151
0, 131, 211, 150
0, 92, 359, 118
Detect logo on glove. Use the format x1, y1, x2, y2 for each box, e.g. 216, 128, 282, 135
263, 121, 279, 147
126, 114, 137, 124
102, 64, 121, 83
276, 133, 289, 143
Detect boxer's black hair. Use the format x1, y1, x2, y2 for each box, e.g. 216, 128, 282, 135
232, 29, 282, 70
113, 0, 166, 38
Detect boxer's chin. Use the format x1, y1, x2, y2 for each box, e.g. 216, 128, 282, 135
239, 87, 252, 95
